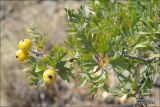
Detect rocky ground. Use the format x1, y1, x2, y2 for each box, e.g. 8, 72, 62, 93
0, 1, 159, 107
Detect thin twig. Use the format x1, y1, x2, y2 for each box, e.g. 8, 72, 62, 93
31, 50, 43, 56
121, 47, 159, 63
124, 54, 159, 63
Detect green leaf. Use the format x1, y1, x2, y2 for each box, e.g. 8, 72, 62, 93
35, 61, 46, 72
79, 78, 87, 88
110, 55, 128, 69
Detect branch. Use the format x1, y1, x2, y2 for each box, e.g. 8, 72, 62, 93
124, 54, 159, 63
121, 47, 159, 63
31, 50, 43, 57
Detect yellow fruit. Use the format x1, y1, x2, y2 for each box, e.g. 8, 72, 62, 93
16, 49, 29, 62
18, 39, 31, 51
43, 69, 57, 84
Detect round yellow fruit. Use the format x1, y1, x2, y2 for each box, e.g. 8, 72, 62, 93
16, 49, 29, 62
43, 69, 57, 84
18, 39, 31, 51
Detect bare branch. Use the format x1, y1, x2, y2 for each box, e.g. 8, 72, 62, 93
31, 50, 43, 57
124, 54, 159, 63
121, 47, 159, 63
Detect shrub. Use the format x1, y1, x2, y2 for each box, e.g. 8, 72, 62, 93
16, 0, 160, 106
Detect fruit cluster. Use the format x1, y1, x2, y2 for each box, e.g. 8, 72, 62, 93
16, 39, 31, 62
16, 38, 57, 85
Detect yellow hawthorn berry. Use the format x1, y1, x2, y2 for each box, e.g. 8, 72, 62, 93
43, 69, 57, 85
16, 49, 29, 62
18, 39, 31, 52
